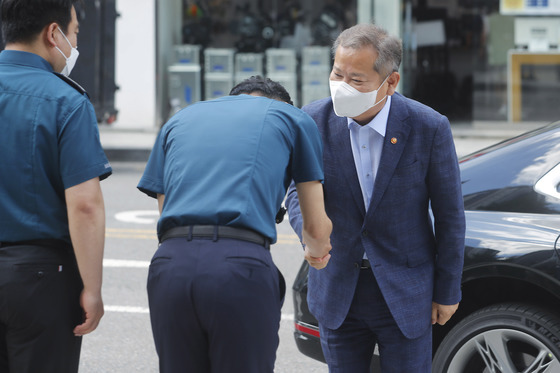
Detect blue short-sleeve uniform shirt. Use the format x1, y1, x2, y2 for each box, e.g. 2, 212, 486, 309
0, 50, 112, 243
138, 95, 323, 243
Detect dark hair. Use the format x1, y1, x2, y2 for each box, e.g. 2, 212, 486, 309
1, 0, 80, 45
230, 75, 293, 106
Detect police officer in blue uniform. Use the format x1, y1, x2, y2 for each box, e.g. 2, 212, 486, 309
0, 1, 112, 372
138, 76, 332, 373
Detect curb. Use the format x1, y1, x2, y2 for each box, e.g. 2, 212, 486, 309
103, 148, 151, 163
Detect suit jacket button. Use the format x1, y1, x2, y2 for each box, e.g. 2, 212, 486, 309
362, 230, 368, 237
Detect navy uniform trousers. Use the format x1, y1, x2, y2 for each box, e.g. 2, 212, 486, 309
319, 268, 432, 373
147, 236, 285, 373
0, 244, 83, 373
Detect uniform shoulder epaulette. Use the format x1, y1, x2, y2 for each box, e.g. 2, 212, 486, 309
53, 72, 90, 99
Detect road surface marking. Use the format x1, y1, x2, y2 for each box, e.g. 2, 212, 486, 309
115, 210, 159, 224
104, 259, 150, 268
104, 305, 295, 321
105, 305, 150, 314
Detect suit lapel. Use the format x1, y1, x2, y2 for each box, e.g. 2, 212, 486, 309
326, 114, 366, 217
367, 94, 411, 216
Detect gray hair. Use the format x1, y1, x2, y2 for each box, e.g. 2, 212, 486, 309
332, 23, 402, 77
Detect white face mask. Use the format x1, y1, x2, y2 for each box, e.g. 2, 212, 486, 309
329, 74, 390, 118
55, 27, 79, 76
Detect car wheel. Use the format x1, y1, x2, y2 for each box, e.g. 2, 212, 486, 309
432, 303, 560, 373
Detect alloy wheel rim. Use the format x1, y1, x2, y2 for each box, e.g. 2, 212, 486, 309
448, 328, 560, 373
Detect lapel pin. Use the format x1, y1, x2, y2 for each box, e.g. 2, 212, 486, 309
391, 137, 397, 144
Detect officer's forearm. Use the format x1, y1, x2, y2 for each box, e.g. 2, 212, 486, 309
65, 178, 105, 294
296, 181, 332, 258
157, 193, 165, 215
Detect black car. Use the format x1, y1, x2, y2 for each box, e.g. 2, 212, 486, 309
292, 122, 560, 373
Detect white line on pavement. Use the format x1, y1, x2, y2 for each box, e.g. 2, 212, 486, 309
105, 305, 150, 314
282, 313, 295, 321
103, 305, 295, 322
103, 259, 150, 268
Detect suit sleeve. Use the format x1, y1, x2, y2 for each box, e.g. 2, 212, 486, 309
285, 180, 304, 242
428, 116, 466, 305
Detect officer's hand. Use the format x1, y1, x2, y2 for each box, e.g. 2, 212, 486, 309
304, 247, 331, 270
431, 302, 459, 326
73, 289, 104, 336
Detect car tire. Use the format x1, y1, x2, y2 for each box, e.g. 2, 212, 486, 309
432, 303, 560, 373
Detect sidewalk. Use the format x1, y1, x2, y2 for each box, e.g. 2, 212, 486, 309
451, 120, 545, 157
99, 127, 158, 163
99, 121, 546, 162
451, 120, 543, 139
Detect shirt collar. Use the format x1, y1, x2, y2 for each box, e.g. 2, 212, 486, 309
347, 95, 392, 137
0, 50, 54, 72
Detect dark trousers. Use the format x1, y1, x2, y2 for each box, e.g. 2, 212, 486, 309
319, 269, 432, 373
147, 237, 285, 373
0, 245, 83, 373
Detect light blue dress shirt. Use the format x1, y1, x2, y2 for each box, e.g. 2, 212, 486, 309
347, 96, 392, 210
348, 96, 392, 260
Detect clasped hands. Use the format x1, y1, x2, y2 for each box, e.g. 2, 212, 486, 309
304, 247, 331, 270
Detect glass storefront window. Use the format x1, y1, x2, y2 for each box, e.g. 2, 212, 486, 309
400, 0, 560, 124
159, 0, 357, 122
180, 0, 356, 51
159, 0, 560, 125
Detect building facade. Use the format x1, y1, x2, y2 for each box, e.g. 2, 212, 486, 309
116, 0, 560, 128
4, 1, 557, 129
156, 0, 560, 128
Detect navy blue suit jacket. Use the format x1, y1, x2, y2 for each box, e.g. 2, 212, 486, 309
286, 93, 465, 339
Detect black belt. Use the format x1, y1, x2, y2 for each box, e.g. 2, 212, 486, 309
160, 225, 270, 248
360, 259, 371, 269
0, 239, 70, 249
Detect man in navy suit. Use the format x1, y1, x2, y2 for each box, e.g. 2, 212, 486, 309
286, 23, 465, 372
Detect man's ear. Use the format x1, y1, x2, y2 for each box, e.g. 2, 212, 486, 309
44, 23, 59, 47
386, 71, 400, 96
